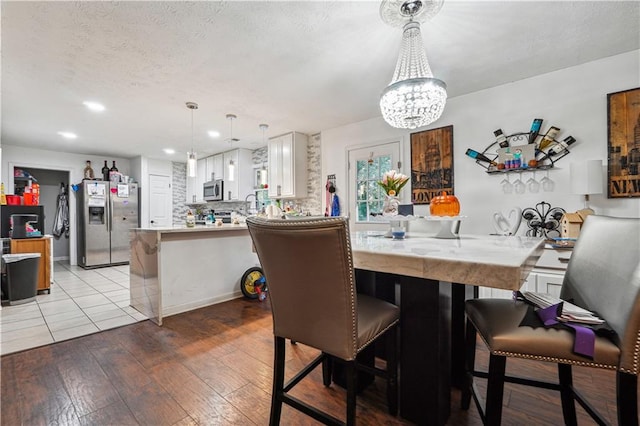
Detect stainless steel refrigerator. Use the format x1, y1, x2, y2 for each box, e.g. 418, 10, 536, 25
77, 181, 139, 268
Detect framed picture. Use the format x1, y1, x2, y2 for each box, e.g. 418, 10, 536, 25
607, 87, 640, 198
410, 125, 454, 204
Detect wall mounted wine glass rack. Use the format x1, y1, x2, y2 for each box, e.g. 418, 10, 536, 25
466, 123, 574, 174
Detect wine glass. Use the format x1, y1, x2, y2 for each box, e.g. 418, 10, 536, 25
501, 173, 513, 194
526, 172, 540, 193
541, 170, 555, 192
514, 172, 526, 194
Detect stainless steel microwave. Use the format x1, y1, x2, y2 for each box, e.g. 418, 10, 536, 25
203, 179, 223, 201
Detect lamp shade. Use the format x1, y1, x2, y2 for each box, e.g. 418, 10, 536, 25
570, 160, 603, 195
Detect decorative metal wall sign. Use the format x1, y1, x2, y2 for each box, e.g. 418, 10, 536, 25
607, 87, 640, 198
410, 125, 454, 204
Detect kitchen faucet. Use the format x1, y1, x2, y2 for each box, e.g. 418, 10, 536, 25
244, 193, 258, 216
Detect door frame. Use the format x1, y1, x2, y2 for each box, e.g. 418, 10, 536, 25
345, 137, 405, 231
8, 161, 76, 265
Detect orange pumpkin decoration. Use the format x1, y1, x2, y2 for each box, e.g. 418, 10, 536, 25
430, 191, 460, 217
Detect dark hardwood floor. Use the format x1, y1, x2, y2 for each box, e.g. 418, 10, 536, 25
1, 298, 633, 425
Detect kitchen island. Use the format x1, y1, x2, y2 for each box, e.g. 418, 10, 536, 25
129, 224, 259, 325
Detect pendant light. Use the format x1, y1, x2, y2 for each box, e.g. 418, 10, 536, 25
186, 102, 198, 178
379, 0, 447, 129
226, 114, 238, 181
259, 124, 269, 187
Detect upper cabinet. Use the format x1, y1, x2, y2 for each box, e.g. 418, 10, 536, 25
268, 132, 308, 199
210, 154, 224, 181
223, 148, 253, 201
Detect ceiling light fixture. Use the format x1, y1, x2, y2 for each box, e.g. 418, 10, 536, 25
226, 114, 238, 181
163, 148, 175, 155
379, 0, 447, 129
186, 102, 199, 178
208, 130, 220, 138
83, 101, 105, 112
259, 124, 269, 186
57, 131, 77, 139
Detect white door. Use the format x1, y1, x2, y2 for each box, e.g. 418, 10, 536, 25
149, 174, 172, 227
347, 141, 402, 227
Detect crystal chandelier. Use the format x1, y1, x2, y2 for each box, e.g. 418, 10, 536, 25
379, 0, 447, 129
186, 102, 198, 178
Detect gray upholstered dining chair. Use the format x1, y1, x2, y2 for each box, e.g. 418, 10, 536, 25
246, 216, 399, 426
462, 215, 640, 425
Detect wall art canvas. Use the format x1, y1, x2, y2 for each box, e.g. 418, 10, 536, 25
607, 87, 640, 198
410, 125, 454, 204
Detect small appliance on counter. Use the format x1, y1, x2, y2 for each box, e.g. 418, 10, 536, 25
1, 206, 45, 238
9, 214, 42, 239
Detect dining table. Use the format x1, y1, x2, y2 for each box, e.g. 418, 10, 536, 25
350, 230, 545, 425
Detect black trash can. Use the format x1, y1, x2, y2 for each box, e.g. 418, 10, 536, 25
1, 253, 40, 305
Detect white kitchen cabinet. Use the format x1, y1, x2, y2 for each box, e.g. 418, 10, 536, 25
536, 272, 564, 299
204, 156, 215, 182
268, 132, 308, 199
186, 158, 204, 204
222, 148, 253, 201
210, 154, 224, 181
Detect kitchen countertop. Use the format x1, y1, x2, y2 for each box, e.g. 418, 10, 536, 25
132, 224, 248, 233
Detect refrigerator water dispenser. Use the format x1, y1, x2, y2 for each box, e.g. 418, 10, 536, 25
88, 207, 105, 224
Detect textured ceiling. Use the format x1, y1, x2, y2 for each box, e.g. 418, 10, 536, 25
2, 1, 639, 161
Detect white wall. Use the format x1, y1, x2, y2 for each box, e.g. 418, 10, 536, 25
2, 144, 132, 264
321, 50, 640, 235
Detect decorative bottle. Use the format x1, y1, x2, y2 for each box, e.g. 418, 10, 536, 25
110, 161, 118, 172
465, 149, 497, 166
101, 161, 110, 181
83, 160, 95, 180
494, 129, 509, 148
528, 118, 543, 144
538, 126, 561, 151
547, 136, 576, 157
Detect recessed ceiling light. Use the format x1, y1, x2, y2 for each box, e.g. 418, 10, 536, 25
208, 130, 220, 138
57, 131, 77, 139
83, 101, 105, 112
163, 148, 176, 155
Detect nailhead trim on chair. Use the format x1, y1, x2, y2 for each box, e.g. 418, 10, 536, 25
270, 217, 360, 359
491, 349, 618, 370
344, 219, 358, 359
357, 319, 400, 354
627, 331, 640, 375
471, 318, 623, 372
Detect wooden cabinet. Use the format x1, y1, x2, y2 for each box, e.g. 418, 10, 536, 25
268, 132, 308, 199
222, 149, 253, 201
10, 236, 52, 293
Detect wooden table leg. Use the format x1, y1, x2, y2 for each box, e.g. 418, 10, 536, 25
399, 276, 451, 426
451, 283, 477, 389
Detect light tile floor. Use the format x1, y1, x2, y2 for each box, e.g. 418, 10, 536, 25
0, 261, 148, 356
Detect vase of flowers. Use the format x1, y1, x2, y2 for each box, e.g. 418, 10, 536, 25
378, 170, 409, 217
